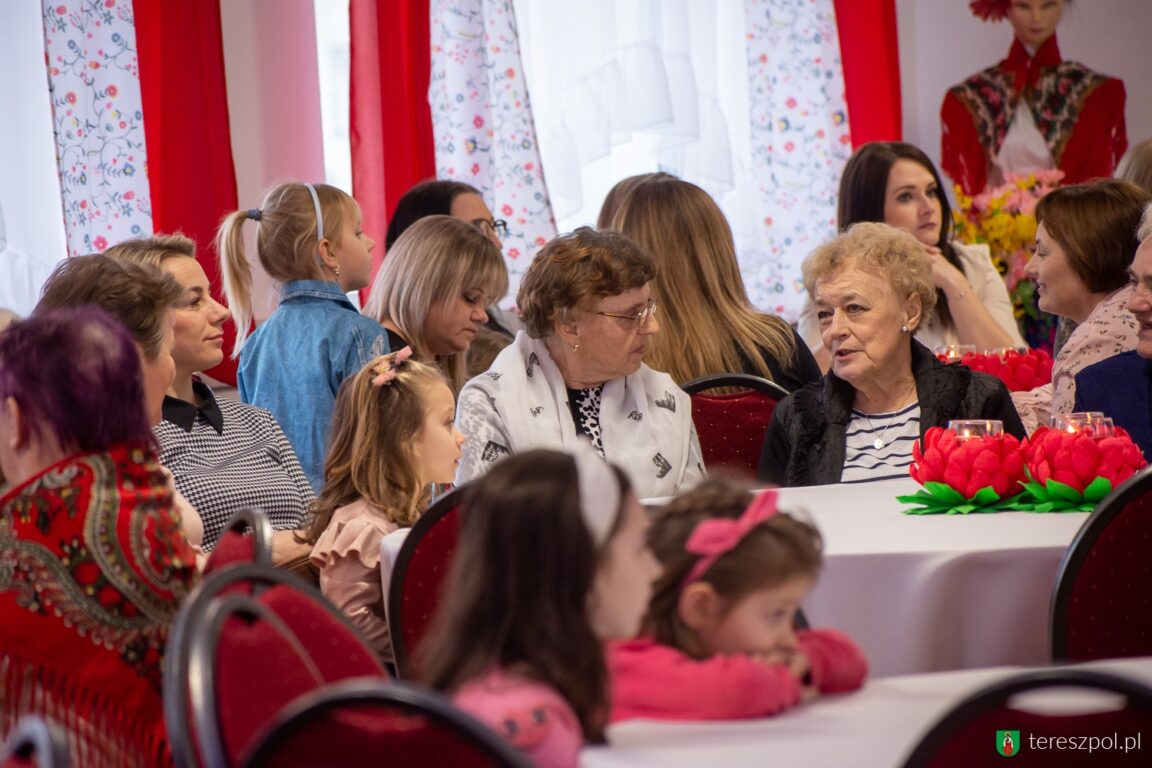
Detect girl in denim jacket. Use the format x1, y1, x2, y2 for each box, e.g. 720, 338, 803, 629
217, 182, 388, 491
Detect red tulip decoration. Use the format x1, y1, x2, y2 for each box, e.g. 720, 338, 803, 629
937, 349, 1054, 392
1016, 426, 1147, 512
898, 426, 1028, 514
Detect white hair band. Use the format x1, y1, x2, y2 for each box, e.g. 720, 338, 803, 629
304, 182, 324, 243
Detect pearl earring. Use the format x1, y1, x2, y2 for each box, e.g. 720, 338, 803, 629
901, 324, 909, 333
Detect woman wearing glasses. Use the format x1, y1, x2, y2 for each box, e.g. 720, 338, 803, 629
455, 227, 704, 498
364, 216, 508, 394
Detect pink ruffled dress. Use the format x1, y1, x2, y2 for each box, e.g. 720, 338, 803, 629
310, 498, 400, 662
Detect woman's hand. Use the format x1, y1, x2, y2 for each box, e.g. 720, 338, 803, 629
924, 244, 968, 299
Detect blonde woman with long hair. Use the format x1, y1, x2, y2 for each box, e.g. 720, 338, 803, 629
612, 176, 820, 391
362, 215, 508, 393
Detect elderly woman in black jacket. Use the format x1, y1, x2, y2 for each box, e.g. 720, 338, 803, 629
759, 222, 1025, 487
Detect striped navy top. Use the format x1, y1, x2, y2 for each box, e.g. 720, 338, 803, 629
840, 403, 921, 484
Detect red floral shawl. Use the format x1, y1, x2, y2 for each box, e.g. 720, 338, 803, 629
941, 35, 1127, 195
0, 443, 196, 767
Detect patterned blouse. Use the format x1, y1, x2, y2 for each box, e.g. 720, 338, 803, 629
1011, 286, 1137, 434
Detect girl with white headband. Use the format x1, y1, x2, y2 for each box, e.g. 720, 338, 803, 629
421, 444, 660, 768
217, 182, 388, 490
609, 477, 867, 722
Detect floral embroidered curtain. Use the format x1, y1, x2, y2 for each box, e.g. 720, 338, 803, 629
744, 0, 852, 318
41, 0, 152, 258
429, 0, 557, 307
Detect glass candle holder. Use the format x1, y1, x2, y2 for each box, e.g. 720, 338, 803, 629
1051, 412, 1114, 438
947, 419, 1005, 440
936, 344, 977, 362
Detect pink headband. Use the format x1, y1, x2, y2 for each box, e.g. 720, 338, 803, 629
371, 346, 414, 387
683, 490, 779, 585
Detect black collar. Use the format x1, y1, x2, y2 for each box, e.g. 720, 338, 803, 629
162, 378, 224, 434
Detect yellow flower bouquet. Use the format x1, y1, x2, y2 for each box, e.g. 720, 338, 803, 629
953, 170, 1064, 350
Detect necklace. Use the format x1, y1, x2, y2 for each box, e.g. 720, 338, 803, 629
858, 408, 903, 450
856, 383, 918, 449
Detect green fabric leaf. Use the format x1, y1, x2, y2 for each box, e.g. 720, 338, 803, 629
971, 486, 1000, 506
923, 482, 967, 505
1046, 480, 1082, 502
1082, 476, 1113, 503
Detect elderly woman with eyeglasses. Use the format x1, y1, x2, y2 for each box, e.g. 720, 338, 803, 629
455, 227, 704, 498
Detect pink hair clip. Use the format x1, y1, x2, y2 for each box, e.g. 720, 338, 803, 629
371, 346, 414, 387
683, 490, 779, 585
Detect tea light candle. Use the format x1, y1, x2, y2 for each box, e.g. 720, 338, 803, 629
935, 344, 977, 362
947, 419, 1005, 440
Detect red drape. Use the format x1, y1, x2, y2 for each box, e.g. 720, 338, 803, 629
135, 0, 239, 385
833, 0, 902, 147
350, 0, 437, 285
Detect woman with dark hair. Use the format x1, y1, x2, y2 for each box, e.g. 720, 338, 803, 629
799, 142, 1023, 370
384, 179, 505, 249
455, 227, 704, 499
422, 446, 659, 766
0, 308, 196, 766
1011, 179, 1150, 432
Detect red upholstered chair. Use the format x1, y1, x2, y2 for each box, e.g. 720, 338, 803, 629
901, 669, 1152, 767
163, 564, 387, 768
1050, 465, 1152, 662
241, 678, 532, 768
1, 717, 69, 768
387, 486, 468, 679
201, 507, 274, 577
682, 373, 791, 478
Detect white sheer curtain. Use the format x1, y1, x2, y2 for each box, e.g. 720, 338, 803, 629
513, 0, 851, 320
0, 3, 68, 316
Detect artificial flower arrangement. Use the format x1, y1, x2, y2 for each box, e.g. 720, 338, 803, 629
952, 169, 1064, 351
936, 348, 1053, 392
899, 420, 1146, 515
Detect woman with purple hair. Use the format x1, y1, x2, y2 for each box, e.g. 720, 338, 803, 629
0, 307, 197, 766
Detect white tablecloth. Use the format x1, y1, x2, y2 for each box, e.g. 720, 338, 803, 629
583, 656, 1152, 768
738, 478, 1087, 676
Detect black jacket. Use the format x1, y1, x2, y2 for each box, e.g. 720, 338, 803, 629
758, 341, 1026, 487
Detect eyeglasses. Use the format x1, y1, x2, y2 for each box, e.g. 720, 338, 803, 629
471, 218, 509, 239
596, 299, 659, 326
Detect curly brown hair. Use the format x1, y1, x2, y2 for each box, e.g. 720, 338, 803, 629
517, 227, 656, 338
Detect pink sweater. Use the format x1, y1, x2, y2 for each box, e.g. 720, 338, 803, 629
455, 669, 584, 768
608, 630, 868, 722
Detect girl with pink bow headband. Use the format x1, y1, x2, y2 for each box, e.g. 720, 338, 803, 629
607, 477, 869, 722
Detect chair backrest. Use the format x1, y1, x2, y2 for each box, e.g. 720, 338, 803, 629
163, 564, 386, 768
387, 486, 468, 679
682, 373, 791, 477
901, 668, 1152, 767
241, 678, 532, 768
1050, 464, 1152, 662
202, 507, 275, 577
1, 717, 69, 768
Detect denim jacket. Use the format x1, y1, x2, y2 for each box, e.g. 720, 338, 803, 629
238, 280, 388, 491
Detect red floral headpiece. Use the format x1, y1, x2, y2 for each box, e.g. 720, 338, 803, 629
969, 0, 1009, 22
